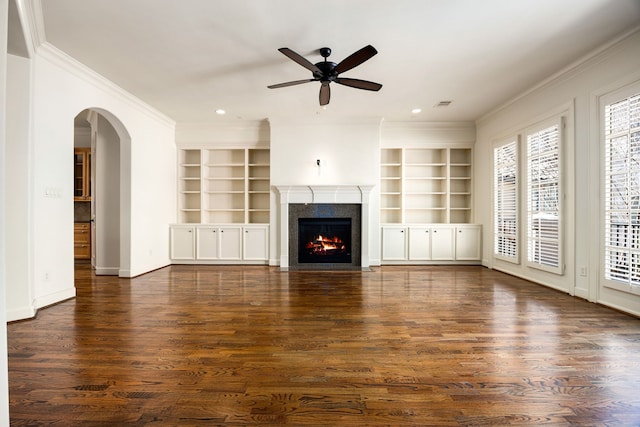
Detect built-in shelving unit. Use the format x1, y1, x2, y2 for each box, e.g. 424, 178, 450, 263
380, 149, 403, 224
247, 149, 271, 224
178, 149, 202, 224
380, 147, 472, 224
177, 148, 270, 224
449, 148, 472, 224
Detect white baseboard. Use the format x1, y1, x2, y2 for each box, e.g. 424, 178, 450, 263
34, 287, 76, 311
6, 305, 37, 322
95, 267, 120, 276
574, 287, 589, 300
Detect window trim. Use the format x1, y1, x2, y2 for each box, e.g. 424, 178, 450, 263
525, 116, 564, 275
600, 81, 640, 296
493, 136, 520, 264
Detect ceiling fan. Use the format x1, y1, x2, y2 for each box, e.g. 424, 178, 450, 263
267, 45, 382, 106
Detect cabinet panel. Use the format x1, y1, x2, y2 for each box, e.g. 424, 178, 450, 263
243, 226, 269, 261
171, 226, 195, 260
219, 227, 242, 260
382, 227, 407, 260
430, 226, 455, 260
196, 226, 218, 259
74, 223, 91, 259
455, 225, 482, 260
408, 227, 430, 260
172, 225, 268, 263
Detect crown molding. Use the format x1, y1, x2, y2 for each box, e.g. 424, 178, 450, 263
17, 0, 45, 55
37, 42, 175, 129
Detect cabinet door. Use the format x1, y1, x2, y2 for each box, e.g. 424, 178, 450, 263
74, 148, 92, 201
430, 226, 455, 260
408, 227, 431, 260
455, 225, 482, 260
219, 227, 242, 260
243, 226, 268, 261
170, 226, 195, 260
382, 227, 407, 260
196, 226, 218, 259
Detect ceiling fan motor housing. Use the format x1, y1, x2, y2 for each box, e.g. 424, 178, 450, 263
314, 61, 338, 81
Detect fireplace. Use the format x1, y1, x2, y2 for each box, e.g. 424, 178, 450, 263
288, 203, 361, 270
298, 218, 352, 264
275, 185, 373, 270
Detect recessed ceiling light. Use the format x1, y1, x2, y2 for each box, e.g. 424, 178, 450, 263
215, 109, 226, 115
411, 108, 422, 114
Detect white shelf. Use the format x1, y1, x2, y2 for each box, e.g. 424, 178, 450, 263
380, 147, 472, 224
177, 148, 270, 224
206, 190, 244, 193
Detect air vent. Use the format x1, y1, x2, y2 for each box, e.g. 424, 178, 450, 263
434, 101, 452, 107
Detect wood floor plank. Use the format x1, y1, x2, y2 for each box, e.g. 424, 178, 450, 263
7, 264, 640, 425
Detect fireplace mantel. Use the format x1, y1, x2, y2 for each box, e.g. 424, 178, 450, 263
275, 185, 374, 269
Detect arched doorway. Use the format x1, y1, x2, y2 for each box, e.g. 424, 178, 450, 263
73, 108, 132, 277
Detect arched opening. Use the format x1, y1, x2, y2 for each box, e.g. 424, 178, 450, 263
73, 108, 132, 277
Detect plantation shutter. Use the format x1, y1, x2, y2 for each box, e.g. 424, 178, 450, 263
526, 119, 563, 274
604, 92, 640, 288
493, 139, 518, 262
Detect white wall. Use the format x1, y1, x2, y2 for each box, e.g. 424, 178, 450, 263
475, 28, 640, 316
95, 115, 120, 275
5, 53, 33, 320
1, 0, 11, 421
269, 117, 382, 187
4, 42, 176, 319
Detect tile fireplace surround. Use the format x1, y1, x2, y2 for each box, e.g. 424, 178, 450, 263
275, 185, 373, 270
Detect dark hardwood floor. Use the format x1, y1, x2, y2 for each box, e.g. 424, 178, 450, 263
7, 264, 640, 426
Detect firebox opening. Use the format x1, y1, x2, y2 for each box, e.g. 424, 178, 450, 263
298, 218, 352, 264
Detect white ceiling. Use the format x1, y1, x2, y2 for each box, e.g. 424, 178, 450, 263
38, 0, 640, 124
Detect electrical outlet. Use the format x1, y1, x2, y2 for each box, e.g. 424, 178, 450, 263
579, 266, 587, 277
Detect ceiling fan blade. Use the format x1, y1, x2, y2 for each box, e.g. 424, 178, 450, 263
278, 47, 322, 74
335, 77, 382, 91
319, 82, 330, 106
334, 45, 378, 74
268, 79, 315, 89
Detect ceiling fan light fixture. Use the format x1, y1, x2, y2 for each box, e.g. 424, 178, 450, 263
268, 45, 382, 106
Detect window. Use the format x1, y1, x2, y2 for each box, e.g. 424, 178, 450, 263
526, 118, 563, 274
603, 91, 640, 291
493, 138, 518, 263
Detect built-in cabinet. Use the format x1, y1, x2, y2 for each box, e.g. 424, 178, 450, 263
74, 222, 91, 259
170, 224, 269, 264
174, 147, 270, 264
381, 224, 481, 264
380, 146, 480, 264
74, 148, 92, 201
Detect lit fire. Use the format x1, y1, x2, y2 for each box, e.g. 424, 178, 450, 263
305, 234, 346, 255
